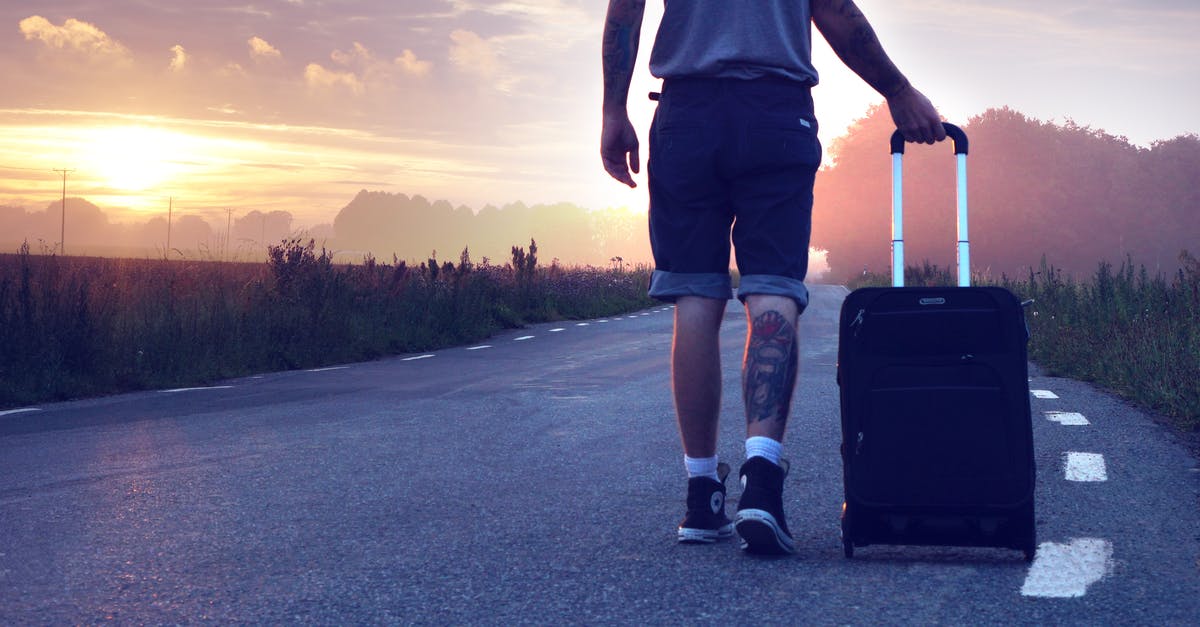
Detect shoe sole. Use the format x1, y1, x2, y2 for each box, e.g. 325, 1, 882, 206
735, 509, 796, 555
677, 523, 734, 544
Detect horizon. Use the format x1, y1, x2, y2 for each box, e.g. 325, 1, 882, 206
1, 1, 1197, 229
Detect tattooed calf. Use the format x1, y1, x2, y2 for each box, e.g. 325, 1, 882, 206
743, 310, 798, 424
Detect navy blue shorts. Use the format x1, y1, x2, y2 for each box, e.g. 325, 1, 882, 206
646, 77, 820, 311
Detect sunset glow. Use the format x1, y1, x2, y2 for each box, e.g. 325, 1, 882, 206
0, 1, 1196, 237
78, 126, 193, 193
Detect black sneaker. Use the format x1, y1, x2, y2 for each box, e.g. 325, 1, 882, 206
735, 456, 795, 555
677, 462, 734, 543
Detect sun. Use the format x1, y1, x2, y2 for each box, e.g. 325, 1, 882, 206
77, 125, 192, 192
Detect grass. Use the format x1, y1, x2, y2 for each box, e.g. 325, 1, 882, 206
7, 239, 1196, 434
0, 239, 656, 409
1005, 254, 1199, 431
848, 254, 1200, 432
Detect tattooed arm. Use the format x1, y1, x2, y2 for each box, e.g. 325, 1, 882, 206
811, 0, 946, 144
601, 0, 646, 187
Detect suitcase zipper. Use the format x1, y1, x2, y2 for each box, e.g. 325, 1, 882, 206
850, 308, 866, 338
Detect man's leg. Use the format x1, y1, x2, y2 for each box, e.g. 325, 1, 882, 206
742, 294, 800, 441
735, 293, 800, 555
671, 295, 735, 543
672, 295, 727, 457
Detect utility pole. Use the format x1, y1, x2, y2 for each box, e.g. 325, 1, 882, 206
166, 197, 173, 259
225, 208, 234, 261
52, 168, 74, 255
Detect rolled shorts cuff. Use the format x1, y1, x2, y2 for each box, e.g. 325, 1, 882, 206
648, 270, 733, 302
735, 274, 810, 312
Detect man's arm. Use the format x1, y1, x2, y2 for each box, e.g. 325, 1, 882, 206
812, 0, 946, 144
601, 0, 646, 187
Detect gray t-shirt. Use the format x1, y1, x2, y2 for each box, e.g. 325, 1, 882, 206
649, 0, 819, 84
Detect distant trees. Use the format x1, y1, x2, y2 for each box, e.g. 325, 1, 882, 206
813, 105, 1200, 282
330, 190, 652, 267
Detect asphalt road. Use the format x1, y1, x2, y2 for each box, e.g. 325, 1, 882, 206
2, 284, 1198, 624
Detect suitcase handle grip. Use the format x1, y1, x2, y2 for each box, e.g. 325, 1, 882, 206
890, 123, 968, 156
889, 123, 970, 287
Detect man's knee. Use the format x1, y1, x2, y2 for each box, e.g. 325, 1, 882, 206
675, 295, 727, 335
744, 294, 799, 323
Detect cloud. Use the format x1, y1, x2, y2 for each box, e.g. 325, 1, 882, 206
18, 15, 131, 60
169, 44, 188, 72
331, 42, 371, 66
219, 62, 247, 78
249, 36, 282, 60
395, 49, 432, 77
449, 29, 499, 77
304, 63, 364, 94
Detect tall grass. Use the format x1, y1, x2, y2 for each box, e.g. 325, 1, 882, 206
1004, 254, 1199, 430
0, 239, 655, 408
845, 254, 1200, 431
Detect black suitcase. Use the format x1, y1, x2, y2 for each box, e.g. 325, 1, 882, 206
837, 124, 1037, 561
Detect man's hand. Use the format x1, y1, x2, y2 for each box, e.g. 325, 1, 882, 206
601, 111, 640, 188
886, 83, 946, 145
813, 0, 946, 144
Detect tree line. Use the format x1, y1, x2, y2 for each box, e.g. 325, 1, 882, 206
813, 105, 1200, 282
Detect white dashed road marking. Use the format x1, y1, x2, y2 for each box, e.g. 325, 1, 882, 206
1021, 538, 1115, 598
1032, 390, 1060, 399
160, 386, 235, 393
0, 408, 41, 417
550, 328, 565, 332
308, 366, 349, 372
466, 345, 492, 351
576, 323, 590, 327
515, 336, 535, 341
402, 354, 435, 361
1064, 452, 1108, 482
1046, 411, 1090, 426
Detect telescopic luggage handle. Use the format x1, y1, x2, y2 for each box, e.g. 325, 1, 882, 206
888, 123, 970, 287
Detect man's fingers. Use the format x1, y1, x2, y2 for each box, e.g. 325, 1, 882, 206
629, 146, 641, 175
602, 153, 637, 188
932, 123, 948, 142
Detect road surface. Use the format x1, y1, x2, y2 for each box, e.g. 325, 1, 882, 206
2, 284, 1198, 624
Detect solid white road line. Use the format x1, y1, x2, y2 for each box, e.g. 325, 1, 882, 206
515, 336, 534, 341
1046, 411, 1090, 426
0, 408, 41, 417
1021, 538, 1114, 598
160, 386, 235, 393
466, 345, 492, 351
402, 354, 435, 361
1064, 452, 1108, 482
1032, 390, 1060, 399
308, 366, 349, 372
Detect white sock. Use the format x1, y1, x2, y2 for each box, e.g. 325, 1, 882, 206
745, 436, 782, 466
684, 455, 720, 481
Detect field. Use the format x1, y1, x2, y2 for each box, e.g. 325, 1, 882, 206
4, 242, 1197, 434
0, 239, 655, 409
851, 254, 1200, 431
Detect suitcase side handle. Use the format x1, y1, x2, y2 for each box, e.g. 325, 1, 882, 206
889, 123, 970, 288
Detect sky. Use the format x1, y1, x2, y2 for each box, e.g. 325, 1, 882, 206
0, 0, 1197, 228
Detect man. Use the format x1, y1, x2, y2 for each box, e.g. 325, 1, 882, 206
600, 0, 946, 555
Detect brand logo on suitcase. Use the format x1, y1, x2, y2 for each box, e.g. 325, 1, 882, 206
919, 297, 947, 306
